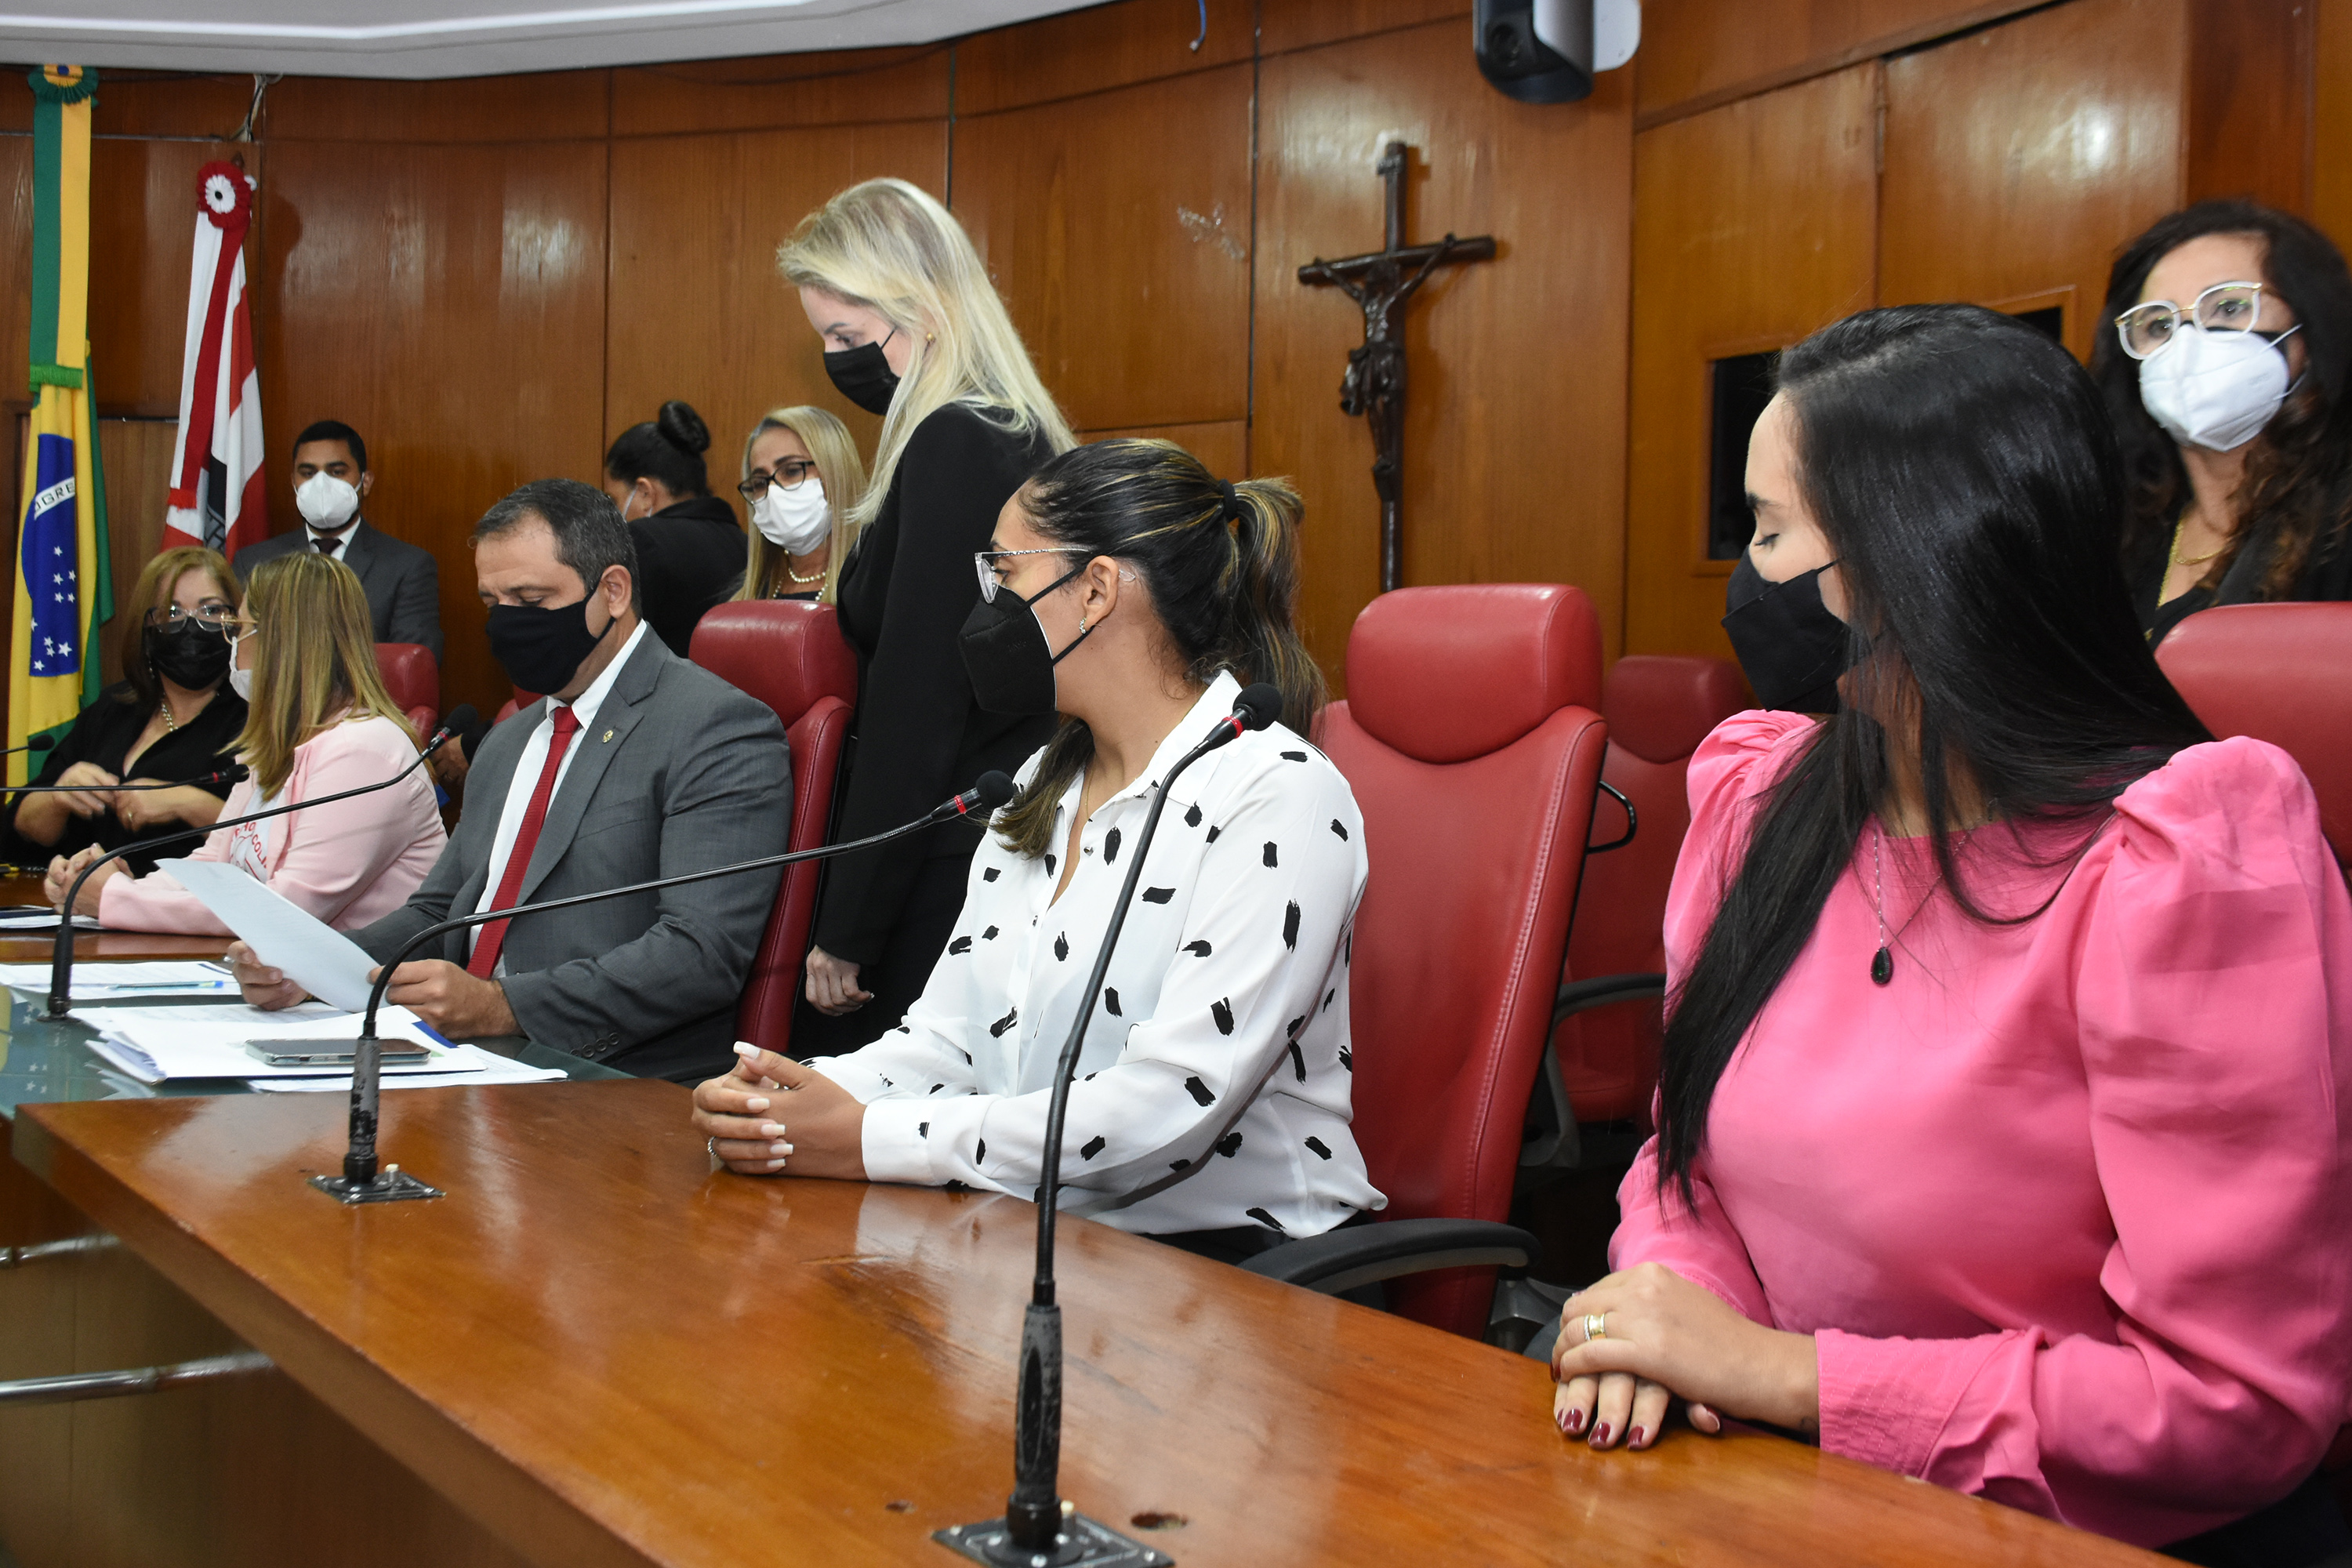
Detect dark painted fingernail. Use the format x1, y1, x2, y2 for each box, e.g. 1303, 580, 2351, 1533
1588, 1422, 1611, 1448
1628, 1425, 1648, 1449
1555, 1408, 1570, 1435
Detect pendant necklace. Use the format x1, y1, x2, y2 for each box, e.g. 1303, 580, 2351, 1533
1868, 823, 1936, 985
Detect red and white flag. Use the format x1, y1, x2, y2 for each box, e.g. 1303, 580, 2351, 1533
162, 161, 267, 558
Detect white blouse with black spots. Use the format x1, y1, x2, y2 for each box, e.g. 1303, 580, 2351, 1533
810, 671, 1385, 1239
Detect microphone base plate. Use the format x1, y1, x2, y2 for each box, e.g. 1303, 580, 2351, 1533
933, 1515, 1172, 1567
307, 1169, 445, 1205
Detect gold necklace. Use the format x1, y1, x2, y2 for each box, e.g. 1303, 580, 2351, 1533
2169, 514, 2230, 568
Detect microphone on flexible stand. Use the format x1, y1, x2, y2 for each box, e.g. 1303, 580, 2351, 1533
45, 724, 460, 1019
11, 766, 248, 797
311, 771, 1021, 1206
937, 683, 1284, 1568
1, 734, 57, 759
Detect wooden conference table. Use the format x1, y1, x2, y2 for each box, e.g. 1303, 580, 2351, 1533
0, 881, 2165, 1566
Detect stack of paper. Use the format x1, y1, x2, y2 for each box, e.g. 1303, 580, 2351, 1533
0, 907, 100, 931
78, 1001, 561, 1088
0, 960, 239, 1000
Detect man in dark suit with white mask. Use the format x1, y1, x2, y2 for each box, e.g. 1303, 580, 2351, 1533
234, 419, 444, 664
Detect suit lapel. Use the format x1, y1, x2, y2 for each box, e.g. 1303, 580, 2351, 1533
514, 637, 662, 904
341, 521, 381, 589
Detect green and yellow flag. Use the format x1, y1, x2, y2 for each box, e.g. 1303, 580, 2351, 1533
13, 65, 112, 786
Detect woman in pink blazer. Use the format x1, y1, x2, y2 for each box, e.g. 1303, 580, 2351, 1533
1547, 306, 2352, 1563
45, 551, 445, 934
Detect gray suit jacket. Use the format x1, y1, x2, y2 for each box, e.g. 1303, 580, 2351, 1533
354, 631, 791, 1082
236, 519, 443, 663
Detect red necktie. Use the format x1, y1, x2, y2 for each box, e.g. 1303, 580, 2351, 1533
466, 705, 581, 978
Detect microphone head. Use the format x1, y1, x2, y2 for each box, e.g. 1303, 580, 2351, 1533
27, 734, 54, 753
1232, 683, 1285, 733
441, 702, 480, 739
972, 771, 1018, 811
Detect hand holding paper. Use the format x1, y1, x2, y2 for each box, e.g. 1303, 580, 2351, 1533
166, 859, 381, 1012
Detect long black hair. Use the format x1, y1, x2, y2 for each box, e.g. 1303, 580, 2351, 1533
1656, 305, 2212, 1205
991, 438, 1323, 859
2092, 200, 2352, 597
604, 399, 712, 499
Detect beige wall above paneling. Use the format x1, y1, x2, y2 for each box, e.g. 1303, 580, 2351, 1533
1624, 64, 1880, 662
953, 64, 1255, 434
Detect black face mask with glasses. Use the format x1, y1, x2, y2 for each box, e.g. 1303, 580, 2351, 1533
143, 602, 236, 691
959, 548, 1094, 716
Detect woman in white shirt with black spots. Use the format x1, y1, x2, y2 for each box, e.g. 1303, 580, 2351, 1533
693, 437, 1384, 1255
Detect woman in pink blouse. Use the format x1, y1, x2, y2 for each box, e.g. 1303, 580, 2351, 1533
1548, 305, 2352, 1560
45, 551, 445, 934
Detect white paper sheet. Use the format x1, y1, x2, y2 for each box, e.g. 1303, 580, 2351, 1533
249, 1053, 568, 1093
78, 1000, 460, 1082
0, 960, 238, 1000
160, 859, 383, 1011
0, 908, 102, 930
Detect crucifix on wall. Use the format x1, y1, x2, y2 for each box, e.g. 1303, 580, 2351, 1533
1298, 141, 1497, 593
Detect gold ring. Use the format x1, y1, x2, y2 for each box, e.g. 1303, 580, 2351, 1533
1581, 1312, 1607, 1343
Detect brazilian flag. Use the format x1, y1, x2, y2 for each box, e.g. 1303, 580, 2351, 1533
13, 65, 111, 786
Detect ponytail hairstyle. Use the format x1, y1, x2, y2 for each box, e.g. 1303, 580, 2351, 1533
604, 399, 713, 500
777, 179, 1075, 531
1654, 305, 2211, 1209
989, 438, 1324, 859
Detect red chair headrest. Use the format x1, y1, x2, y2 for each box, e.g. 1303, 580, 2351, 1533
372, 643, 437, 714
1344, 585, 1601, 764
689, 601, 858, 727
1602, 655, 1750, 765
2156, 603, 2352, 861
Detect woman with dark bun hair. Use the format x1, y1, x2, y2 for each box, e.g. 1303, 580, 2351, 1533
2093, 199, 2352, 643
602, 398, 748, 656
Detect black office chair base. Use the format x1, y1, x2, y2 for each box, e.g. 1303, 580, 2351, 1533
934, 1513, 1173, 1568
308, 1167, 444, 1204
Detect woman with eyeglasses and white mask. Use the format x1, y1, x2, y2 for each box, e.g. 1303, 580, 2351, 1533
731, 405, 868, 603
2096, 200, 2352, 644
45, 551, 444, 931
778, 178, 1075, 1053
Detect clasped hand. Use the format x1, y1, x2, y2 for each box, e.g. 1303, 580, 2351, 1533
691, 1043, 867, 1180
44, 844, 119, 916
1548, 1261, 1820, 1451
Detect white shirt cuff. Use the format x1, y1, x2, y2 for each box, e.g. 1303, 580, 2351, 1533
857, 1098, 944, 1185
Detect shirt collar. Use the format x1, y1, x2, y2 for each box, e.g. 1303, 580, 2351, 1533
1058, 670, 1246, 818
552, 619, 650, 731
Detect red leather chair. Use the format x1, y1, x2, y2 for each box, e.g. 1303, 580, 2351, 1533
1242, 584, 1610, 1340
493, 687, 537, 724
1521, 655, 1748, 1180
2155, 603, 2352, 869
688, 601, 858, 1056
372, 644, 439, 738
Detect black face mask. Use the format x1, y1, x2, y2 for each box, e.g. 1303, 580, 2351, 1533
823, 332, 900, 416
958, 564, 1091, 715
143, 619, 231, 692
1721, 553, 1853, 713
484, 596, 614, 696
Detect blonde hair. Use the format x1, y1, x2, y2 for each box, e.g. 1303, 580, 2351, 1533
120, 545, 239, 710
234, 552, 419, 797
777, 179, 1075, 528
734, 405, 869, 604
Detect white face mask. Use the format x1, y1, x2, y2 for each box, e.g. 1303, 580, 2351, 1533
753, 474, 831, 555
2137, 324, 2302, 452
296, 472, 361, 531
229, 665, 252, 702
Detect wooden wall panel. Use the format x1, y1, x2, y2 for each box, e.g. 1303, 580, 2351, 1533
2318, 0, 2352, 252
93, 419, 180, 688
0, 134, 30, 410
263, 73, 610, 143
85, 73, 258, 140
1259, 0, 1467, 57
1256, 17, 1633, 688
256, 140, 610, 720
88, 140, 258, 418
953, 64, 1254, 434
1624, 65, 1879, 662
1634, 0, 2040, 125
605, 122, 947, 514
2183, 0, 2314, 213
955, 0, 1254, 114
1879, 0, 2187, 364
609, 47, 948, 136
1080, 418, 1250, 480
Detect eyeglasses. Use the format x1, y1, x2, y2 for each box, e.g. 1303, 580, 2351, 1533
145, 602, 238, 636
737, 459, 818, 503
2115, 281, 2295, 361
973, 548, 1069, 603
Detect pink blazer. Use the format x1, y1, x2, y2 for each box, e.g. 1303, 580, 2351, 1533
100, 714, 445, 936
1612, 713, 2352, 1548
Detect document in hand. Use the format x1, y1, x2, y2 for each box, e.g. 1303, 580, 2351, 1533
162, 859, 382, 1012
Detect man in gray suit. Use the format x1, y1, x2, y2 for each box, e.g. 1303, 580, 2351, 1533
227, 478, 790, 1083
234, 419, 445, 664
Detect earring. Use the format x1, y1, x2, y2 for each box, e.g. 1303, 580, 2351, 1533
1078, 615, 1091, 634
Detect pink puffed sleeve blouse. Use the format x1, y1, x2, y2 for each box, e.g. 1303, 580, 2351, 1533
1610, 711, 2352, 1548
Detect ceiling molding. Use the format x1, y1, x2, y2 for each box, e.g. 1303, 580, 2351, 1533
0, 0, 1109, 80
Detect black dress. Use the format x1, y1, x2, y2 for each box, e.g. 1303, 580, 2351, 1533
797, 403, 1058, 1054
0, 684, 248, 874
2132, 517, 2352, 643
632, 495, 749, 657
